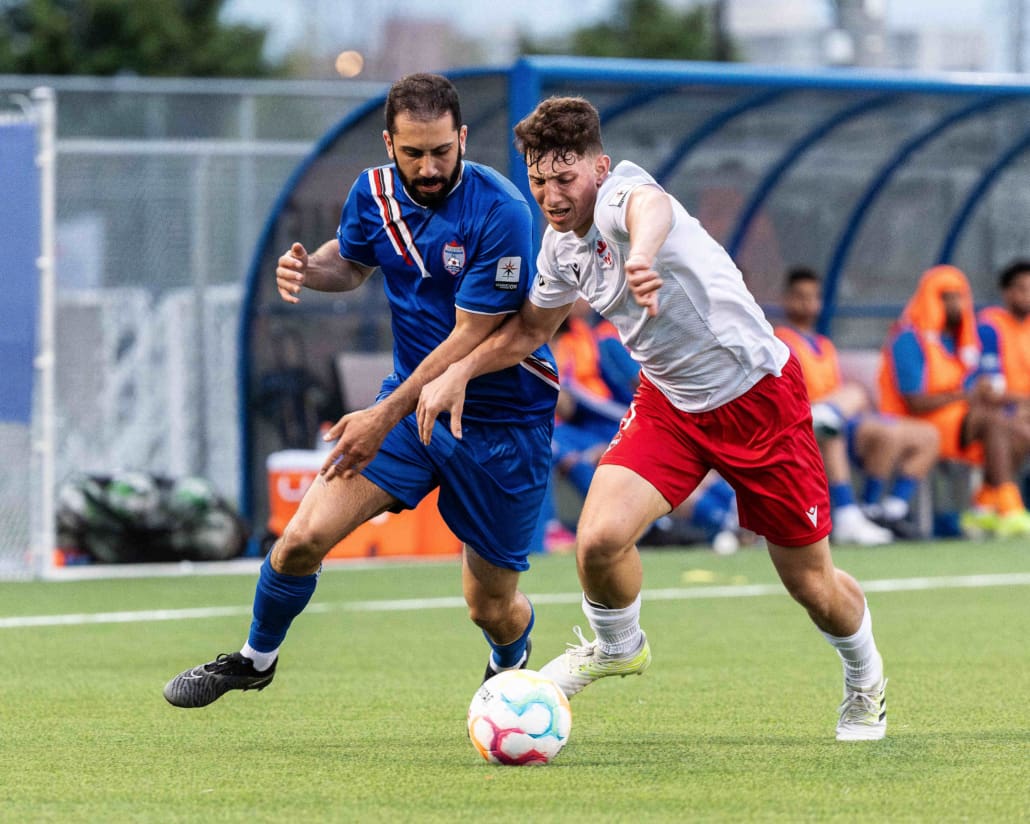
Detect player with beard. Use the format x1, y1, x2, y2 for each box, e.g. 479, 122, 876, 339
164, 73, 558, 708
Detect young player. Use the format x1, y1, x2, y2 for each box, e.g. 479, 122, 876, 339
418, 96, 888, 741
164, 74, 558, 708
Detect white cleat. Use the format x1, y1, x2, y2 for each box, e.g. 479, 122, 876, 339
836, 677, 887, 741
833, 505, 893, 546
539, 626, 652, 698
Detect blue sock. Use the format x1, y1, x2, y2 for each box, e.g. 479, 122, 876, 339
248, 553, 319, 653
862, 476, 885, 506
485, 603, 534, 669
830, 482, 855, 509
890, 476, 918, 504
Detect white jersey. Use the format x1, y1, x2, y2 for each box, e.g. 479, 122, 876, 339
530, 160, 789, 412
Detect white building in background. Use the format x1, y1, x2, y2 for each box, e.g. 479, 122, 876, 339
723, 0, 1014, 73
889, 28, 988, 72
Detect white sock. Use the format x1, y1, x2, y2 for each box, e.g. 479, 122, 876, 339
489, 648, 529, 674
582, 593, 644, 657
821, 602, 883, 689
241, 642, 278, 672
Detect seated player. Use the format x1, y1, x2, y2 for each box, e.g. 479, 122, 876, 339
775, 267, 939, 541
976, 258, 1030, 515
977, 259, 1030, 418
878, 264, 1030, 538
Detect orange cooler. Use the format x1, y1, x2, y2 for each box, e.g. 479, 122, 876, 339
265, 449, 462, 559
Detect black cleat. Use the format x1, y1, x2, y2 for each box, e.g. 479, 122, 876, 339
482, 638, 531, 684
163, 652, 276, 708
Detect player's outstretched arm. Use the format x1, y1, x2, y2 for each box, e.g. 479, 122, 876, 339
319, 307, 514, 480
417, 301, 570, 445
276, 239, 374, 303
624, 186, 673, 318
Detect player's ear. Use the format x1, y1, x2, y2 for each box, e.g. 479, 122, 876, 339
383, 129, 394, 159
595, 154, 611, 183
458, 124, 468, 155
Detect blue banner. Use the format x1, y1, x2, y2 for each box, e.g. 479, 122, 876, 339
0, 120, 40, 424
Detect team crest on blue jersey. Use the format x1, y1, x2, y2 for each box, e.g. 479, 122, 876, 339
443, 241, 466, 275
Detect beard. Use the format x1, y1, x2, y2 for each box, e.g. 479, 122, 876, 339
396, 149, 463, 208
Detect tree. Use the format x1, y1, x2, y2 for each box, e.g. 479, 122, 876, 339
520, 0, 735, 62
0, 0, 282, 76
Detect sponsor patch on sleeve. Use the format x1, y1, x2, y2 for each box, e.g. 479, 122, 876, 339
608, 186, 632, 208
495, 256, 521, 290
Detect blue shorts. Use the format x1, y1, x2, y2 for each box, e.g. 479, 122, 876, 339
361, 410, 553, 572
552, 418, 619, 464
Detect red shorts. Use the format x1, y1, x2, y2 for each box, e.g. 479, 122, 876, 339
599, 355, 832, 547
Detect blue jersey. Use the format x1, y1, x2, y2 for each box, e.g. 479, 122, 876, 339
976, 320, 1002, 381
336, 161, 558, 426
891, 328, 974, 393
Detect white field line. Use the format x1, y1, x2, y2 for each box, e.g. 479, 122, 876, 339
2, 572, 1029, 630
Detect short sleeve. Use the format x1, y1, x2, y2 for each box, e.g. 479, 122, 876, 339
976, 320, 1001, 376
528, 234, 579, 310
453, 196, 534, 315
891, 330, 927, 395
594, 164, 665, 243
335, 176, 378, 268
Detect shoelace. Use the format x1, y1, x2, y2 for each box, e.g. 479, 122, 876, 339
564, 626, 597, 659
204, 653, 240, 673
838, 688, 880, 721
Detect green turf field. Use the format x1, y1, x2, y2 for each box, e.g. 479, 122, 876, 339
2, 540, 1028, 822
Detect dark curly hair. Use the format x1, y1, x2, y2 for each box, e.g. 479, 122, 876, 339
514, 96, 604, 168
385, 73, 462, 134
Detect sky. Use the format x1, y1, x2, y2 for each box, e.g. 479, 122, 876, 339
225, 0, 613, 52
223, 0, 1010, 68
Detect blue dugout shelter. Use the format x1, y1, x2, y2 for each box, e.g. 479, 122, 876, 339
238, 56, 1030, 526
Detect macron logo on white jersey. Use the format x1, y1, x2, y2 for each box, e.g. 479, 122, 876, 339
806, 506, 819, 527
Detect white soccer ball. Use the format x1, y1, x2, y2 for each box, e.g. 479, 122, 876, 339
467, 669, 572, 765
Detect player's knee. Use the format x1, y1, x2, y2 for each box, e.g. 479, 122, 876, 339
781, 570, 834, 618
576, 521, 634, 569
466, 597, 506, 632
278, 517, 333, 571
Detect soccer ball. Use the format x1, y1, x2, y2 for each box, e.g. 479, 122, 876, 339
467, 669, 572, 765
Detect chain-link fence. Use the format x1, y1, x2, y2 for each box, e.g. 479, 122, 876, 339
0, 76, 384, 577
